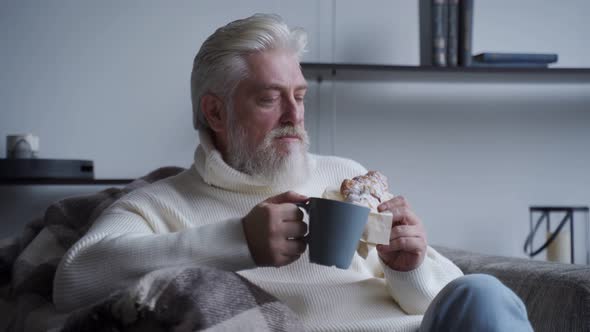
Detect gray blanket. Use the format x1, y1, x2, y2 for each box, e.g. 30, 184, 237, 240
0, 167, 303, 332
61, 266, 303, 332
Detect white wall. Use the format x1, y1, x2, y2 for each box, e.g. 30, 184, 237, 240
1, 1, 589, 262
0, 0, 328, 177
326, 81, 590, 261
474, 0, 588, 67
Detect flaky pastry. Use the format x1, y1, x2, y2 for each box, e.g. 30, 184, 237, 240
340, 171, 393, 210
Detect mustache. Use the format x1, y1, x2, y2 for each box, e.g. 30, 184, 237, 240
268, 126, 307, 140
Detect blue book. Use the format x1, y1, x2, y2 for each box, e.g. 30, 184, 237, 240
470, 60, 549, 68
473, 52, 558, 64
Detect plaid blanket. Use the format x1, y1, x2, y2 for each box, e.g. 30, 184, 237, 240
0, 167, 303, 332
62, 265, 303, 332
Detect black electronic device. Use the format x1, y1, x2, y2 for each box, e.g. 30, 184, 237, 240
0, 159, 94, 180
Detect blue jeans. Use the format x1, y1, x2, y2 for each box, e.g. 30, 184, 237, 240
420, 274, 533, 332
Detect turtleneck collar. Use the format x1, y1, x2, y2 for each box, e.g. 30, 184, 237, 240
193, 130, 316, 194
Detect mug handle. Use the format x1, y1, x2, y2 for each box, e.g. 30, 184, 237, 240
295, 201, 311, 243
295, 201, 310, 212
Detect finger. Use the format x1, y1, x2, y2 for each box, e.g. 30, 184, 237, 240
276, 203, 305, 221
389, 207, 421, 226
390, 224, 423, 240
376, 243, 395, 254
378, 195, 411, 213
387, 236, 426, 253
282, 220, 308, 238
376, 243, 424, 256
266, 191, 309, 205
282, 239, 307, 256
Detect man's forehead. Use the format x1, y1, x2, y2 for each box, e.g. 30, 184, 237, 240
243, 50, 307, 90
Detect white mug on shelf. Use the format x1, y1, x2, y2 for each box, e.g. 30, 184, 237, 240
6, 134, 40, 159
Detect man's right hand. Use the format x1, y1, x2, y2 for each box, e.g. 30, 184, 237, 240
242, 191, 309, 267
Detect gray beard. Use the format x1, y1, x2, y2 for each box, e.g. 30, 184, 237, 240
226, 122, 311, 188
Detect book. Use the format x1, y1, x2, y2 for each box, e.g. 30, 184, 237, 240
473, 52, 558, 64
458, 0, 473, 66
432, 0, 448, 67
419, 0, 433, 66
470, 60, 549, 68
446, 0, 459, 66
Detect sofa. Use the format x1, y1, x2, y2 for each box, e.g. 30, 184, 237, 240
1, 166, 588, 331
435, 245, 590, 331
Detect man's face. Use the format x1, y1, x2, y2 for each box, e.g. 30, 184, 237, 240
224, 49, 310, 184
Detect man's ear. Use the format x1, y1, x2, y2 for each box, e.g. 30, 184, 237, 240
200, 94, 227, 133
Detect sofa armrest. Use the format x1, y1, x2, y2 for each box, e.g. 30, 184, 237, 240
433, 245, 590, 332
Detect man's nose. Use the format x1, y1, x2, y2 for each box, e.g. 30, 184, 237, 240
280, 96, 303, 125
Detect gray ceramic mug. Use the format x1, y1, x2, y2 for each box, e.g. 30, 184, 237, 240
298, 197, 370, 269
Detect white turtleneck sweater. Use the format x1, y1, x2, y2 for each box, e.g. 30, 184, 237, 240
54, 133, 463, 331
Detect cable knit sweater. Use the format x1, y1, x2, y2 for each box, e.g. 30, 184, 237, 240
54, 133, 463, 331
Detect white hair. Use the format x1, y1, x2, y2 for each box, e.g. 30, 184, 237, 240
190, 13, 308, 131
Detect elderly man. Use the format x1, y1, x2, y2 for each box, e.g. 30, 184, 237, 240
54, 14, 532, 331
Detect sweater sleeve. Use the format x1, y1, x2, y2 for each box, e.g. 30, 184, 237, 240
378, 246, 463, 315
53, 205, 256, 312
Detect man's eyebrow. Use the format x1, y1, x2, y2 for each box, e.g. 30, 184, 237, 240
258, 84, 308, 91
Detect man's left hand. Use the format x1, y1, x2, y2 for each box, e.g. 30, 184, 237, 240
376, 196, 427, 272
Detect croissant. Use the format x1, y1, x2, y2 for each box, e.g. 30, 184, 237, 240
340, 171, 392, 210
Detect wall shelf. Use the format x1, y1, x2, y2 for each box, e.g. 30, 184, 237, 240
301, 63, 590, 84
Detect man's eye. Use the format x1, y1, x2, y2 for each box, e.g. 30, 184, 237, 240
295, 95, 305, 103
259, 97, 278, 104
